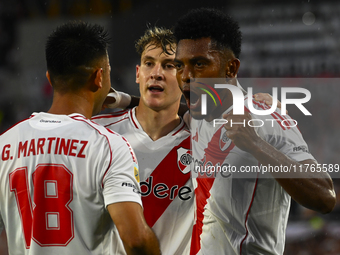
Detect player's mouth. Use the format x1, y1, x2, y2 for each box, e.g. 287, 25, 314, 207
148, 84, 164, 94
182, 87, 200, 110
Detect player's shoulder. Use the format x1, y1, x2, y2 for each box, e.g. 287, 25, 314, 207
244, 96, 288, 121
0, 117, 31, 137
244, 96, 301, 137
71, 114, 138, 162
92, 109, 130, 121
173, 118, 191, 139
91, 109, 130, 126
243, 96, 275, 114
70, 114, 124, 140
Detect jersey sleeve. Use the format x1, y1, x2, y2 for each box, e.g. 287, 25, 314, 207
102, 135, 142, 208
91, 114, 111, 127
255, 111, 315, 162
91, 110, 129, 127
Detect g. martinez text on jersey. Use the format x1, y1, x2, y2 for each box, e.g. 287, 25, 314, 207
1, 137, 88, 161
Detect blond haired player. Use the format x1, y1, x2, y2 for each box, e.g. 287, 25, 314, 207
0, 21, 160, 255
93, 27, 194, 255
95, 26, 284, 255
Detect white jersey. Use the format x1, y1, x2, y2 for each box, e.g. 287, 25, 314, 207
0, 112, 141, 255
187, 97, 315, 255
92, 108, 194, 255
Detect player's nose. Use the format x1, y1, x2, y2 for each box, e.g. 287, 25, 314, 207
180, 65, 192, 84
150, 63, 164, 80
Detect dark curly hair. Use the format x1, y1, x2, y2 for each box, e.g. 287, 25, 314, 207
173, 8, 242, 59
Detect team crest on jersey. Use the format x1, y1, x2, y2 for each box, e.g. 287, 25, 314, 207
177, 147, 192, 174
219, 127, 232, 151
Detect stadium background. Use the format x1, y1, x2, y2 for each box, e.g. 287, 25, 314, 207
0, 0, 339, 254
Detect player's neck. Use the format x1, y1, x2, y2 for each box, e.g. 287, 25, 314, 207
135, 103, 181, 141
48, 92, 94, 119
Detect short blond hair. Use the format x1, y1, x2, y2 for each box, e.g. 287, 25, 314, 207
135, 26, 176, 56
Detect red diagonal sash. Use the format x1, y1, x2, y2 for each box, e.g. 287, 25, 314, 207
190, 126, 235, 255
141, 136, 192, 227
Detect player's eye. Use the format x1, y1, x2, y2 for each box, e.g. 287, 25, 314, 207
175, 63, 183, 70
145, 61, 153, 67
165, 63, 175, 69
195, 61, 205, 68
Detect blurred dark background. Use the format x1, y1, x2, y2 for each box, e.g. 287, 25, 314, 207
0, 0, 340, 254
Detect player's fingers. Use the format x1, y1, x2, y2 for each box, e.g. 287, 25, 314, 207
222, 113, 231, 119
225, 129, 237, 140
222, 113, 232, 130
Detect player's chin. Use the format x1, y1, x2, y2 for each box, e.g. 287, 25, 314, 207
145, 99, 165, 111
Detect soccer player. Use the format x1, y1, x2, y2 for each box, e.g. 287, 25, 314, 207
92, 27, 194, 255
0, 21, 160, 255
100, 26, 286, 255
173, 8, 336, 255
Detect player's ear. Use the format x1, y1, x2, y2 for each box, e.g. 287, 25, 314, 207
136, 65, 140, 84
94, 68, 103, 89
46, 71, 53, 86
225, 58, 240, 78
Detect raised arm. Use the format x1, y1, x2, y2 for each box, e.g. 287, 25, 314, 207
223, 112, 336, 214
108, 202, 161, 255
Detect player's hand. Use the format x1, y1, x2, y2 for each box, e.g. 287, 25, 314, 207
102, 88, 132, 110
102, 87, 117, 111
222, 111, 262, 153
254, 93, 288, 114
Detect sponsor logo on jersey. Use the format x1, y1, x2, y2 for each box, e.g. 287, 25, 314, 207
177, 147, 192, 174
39, 119, 61, 123
293, 145, 310, 153
140, 176, 192, 201
219, 127, 231, 151
122, 182, 140, 194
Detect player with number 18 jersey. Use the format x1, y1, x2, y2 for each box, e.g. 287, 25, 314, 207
0, 112, 141, 255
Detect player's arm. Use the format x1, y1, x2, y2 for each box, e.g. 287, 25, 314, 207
102, 88, 137, 110
223, 112, 336, 214
103, 135, 161, 255
107, 202, 161, 255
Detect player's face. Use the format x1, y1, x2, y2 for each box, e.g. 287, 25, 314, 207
175, 38, 231, 120
136, 43, 182, 111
